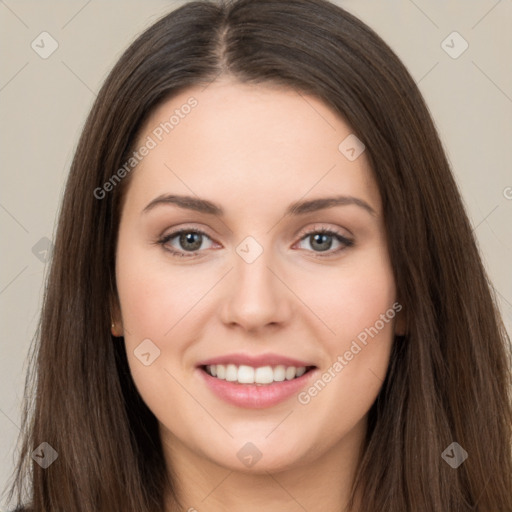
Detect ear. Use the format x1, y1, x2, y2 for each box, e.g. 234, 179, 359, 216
109, 289, 124, 337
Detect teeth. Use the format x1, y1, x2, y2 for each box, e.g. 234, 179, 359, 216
204, 364, 310, 384
255, 366, 273, 384
295, 366, 306, 377
216, 364, 226, 379
285, 366, 296, 380
273, 365, 286, 382
238, 365, 255, 384
225, 364, 238, 382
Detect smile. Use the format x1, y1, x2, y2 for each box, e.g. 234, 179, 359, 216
202, 364, 315, 385
197, 363, 319, 409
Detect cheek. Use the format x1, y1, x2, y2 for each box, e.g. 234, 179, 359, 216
116, 246, 206, 340
294, 245, 397, 345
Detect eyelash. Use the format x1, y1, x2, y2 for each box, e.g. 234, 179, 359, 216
156, 225, 354, 259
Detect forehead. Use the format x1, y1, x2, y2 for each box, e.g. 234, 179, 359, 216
124, 79, 380, 216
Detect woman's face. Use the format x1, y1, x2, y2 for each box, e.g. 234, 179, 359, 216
115, 79, 402, 473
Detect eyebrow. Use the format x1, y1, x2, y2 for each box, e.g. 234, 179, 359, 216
142, 193, 376, 217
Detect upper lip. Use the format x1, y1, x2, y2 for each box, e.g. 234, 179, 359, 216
196, 353, 316, 368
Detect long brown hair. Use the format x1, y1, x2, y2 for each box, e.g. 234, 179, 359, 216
5, 0, 512, 510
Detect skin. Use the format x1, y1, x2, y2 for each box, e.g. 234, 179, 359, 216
113, 78, 405, 512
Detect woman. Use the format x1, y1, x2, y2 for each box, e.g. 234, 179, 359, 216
6, 0, 512, 510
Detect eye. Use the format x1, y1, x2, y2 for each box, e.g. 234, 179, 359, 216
157, 228, 216, 258
294, 226, 354, 258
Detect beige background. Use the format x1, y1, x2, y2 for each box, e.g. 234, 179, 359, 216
1, 0, 511, 503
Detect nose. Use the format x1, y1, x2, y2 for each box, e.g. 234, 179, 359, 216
219, 244, 293, 332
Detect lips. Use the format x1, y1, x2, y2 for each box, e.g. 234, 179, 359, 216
195, 352, 318, 408
196, 353, 316, 368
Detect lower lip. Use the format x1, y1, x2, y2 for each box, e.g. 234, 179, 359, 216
197, 366, 318, 409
